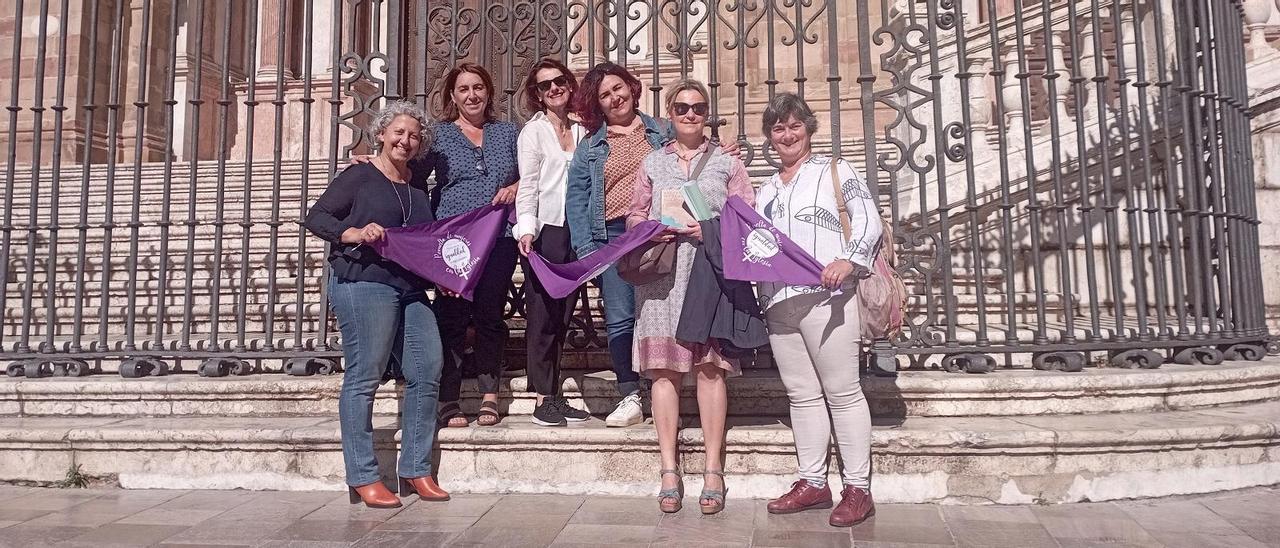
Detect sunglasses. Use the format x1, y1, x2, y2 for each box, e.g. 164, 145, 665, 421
536, 75, 572, 93
672, 102, 709, 117
473, 146, 486, 174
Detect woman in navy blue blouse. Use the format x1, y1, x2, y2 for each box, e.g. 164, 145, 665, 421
412, 63, 520, 427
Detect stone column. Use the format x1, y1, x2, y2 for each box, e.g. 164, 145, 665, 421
256, 0, 297, 79
120, 0, 175, 163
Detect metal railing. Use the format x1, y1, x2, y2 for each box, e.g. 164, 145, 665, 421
0, 0, 1271, 378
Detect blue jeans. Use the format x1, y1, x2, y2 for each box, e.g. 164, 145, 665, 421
329, 279, 444, 486
600, 219, 642, 397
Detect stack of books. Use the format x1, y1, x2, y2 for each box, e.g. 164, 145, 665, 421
659, 184, 713, 227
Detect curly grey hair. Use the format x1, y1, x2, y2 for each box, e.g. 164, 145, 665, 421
367, 100, 434, 157
761, 92, 819, 138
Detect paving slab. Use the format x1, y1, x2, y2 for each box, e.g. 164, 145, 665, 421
0, 485, 1272, 546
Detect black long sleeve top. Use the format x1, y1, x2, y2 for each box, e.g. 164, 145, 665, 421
304, 162, 436, 290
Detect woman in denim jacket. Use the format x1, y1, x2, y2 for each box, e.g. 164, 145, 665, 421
565, 63, 740, 427
564, 62, 669, 427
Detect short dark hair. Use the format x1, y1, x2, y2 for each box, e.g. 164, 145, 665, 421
762, 92, 819, 137
572, 62, 643, 132
521, 58, 578, 115
441, 63, 496, 122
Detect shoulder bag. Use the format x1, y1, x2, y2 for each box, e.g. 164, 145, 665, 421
828, 155, 908, 340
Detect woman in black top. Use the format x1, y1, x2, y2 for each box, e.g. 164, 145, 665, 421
304, 100, 450, 508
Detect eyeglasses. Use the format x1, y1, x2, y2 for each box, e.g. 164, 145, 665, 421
536, 75, 571, 93
672, 102, 709, 117
473, 146, 486, 174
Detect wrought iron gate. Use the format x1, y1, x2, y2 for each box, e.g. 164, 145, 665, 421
0, 0, 1272, 377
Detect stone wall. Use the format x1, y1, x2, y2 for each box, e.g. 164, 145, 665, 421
1249, 70, 1280, 335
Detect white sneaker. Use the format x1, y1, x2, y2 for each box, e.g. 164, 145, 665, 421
605, 393, 644, 427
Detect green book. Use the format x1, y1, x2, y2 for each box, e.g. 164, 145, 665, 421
681, 184, 713, 221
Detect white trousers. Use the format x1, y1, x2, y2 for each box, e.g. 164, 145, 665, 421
766, 290, 871, 489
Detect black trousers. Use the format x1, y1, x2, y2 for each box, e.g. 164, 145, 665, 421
436, 237, 519, 402
520, 224, 575, 397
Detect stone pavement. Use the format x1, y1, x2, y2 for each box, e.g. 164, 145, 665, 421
0, 484, 1278, 547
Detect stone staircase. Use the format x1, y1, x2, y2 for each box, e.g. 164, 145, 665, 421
1, 360, 1279, 503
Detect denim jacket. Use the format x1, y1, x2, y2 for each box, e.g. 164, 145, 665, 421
565, 112, 671, 257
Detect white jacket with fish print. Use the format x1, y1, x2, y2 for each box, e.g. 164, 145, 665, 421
754, 154, 883, 310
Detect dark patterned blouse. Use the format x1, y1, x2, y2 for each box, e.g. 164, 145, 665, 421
412, 119, 520, 231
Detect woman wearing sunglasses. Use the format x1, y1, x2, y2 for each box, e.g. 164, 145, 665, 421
565, 63, 741, 430
625, 79, 755, 515
513, 58, 592, 426
416, 63, 521, 428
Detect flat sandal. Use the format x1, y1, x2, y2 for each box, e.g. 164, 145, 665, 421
438, 401, 468, 428
476, 400, 502, 426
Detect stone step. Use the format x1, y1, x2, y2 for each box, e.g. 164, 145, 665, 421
2, 398, 1278, 503
3, 361, 1277, 419
5, 287, 1066, 330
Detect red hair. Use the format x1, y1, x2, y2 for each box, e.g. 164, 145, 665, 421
571, 62, 642, 132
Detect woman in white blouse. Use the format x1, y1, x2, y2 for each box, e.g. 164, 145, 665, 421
756, 93, 882, 528
514, 58, 592, 427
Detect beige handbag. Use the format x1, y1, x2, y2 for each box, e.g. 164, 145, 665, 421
829, 156, 908, 340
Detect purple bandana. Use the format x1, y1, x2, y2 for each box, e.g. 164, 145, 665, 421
720, 196, 824, 285
526, 220, 667, 299
370, 204, 509, 300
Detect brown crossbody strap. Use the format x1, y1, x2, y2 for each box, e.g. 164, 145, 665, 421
828, 156, 853, 243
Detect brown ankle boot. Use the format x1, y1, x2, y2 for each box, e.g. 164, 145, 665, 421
399, 476, 451, 501
829, 485, 875, 527
348, 482, 402, 508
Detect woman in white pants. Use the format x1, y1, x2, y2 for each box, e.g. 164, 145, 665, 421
755, 93, 883, 528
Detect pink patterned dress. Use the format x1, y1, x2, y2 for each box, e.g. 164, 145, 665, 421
625, 140, 755, 377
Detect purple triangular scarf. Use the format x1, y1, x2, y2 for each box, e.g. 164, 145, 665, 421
369, 204, 509, 300
526, 220, 667, 299
720, 196, 824, 285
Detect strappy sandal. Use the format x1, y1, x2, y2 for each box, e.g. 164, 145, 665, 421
658, 468, 684, 513
699, 469, 727, 515
438, 401, 468, 428
476, 400, 502, 426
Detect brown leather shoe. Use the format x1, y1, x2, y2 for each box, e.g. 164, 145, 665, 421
766, 479, 833, 514
829, 485, 875, 527
399, 476, 451, 501
348, 482, 402, 508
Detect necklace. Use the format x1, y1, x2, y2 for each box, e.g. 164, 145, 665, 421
389, 182, 412, 227
374, 156, 413, 226
674, 145, 700, 162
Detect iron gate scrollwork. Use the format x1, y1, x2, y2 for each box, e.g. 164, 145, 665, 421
0, 0, 1271, 377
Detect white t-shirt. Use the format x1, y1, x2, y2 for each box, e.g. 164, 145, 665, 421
514, 111, 586, 240
754, 154, 883, 309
